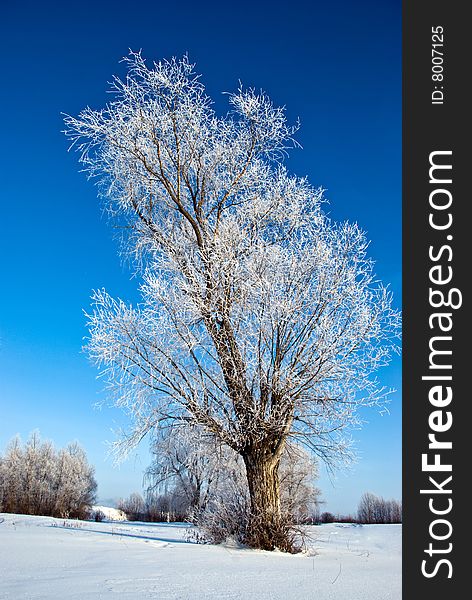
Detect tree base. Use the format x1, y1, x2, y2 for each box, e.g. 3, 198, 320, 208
244, 512, 303, 553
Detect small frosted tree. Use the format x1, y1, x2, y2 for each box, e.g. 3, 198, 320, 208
279, 443, 320, 524
0, 437, 23, 513
64, 52, 400, 551
53, 443, 98, 519
146, 427, 229, 517
117, 492, 146, 520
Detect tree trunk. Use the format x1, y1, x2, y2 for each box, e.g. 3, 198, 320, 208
243, 452, 286, 551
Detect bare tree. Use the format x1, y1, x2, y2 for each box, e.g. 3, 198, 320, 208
389, 498, 402, 524
357, 491, 402, 524
64, 52, 400, 550
357, 491, 377, 524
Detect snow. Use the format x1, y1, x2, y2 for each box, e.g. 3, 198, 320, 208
91, 505, 128, 521
0, 513, 401, 599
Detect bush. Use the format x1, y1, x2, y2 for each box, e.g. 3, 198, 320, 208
194, 489, 304, 553
320, 512, 335, 524
93, 509, 106, 522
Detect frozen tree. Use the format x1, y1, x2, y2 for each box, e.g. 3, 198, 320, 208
53, 443, 98, 519
117, 492, 146, 520
0, 433, 97, 518
22, 432, 56, 515
64, 52, 400, 550
145, 427, 229, 517
279, 443, 320, 524
0, 437, 23, 514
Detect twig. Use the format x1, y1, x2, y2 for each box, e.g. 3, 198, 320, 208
331, 562, 342, 584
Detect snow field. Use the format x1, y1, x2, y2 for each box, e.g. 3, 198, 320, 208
0, 513, 400, 599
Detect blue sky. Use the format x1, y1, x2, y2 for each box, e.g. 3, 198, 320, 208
0, 0, 401, 514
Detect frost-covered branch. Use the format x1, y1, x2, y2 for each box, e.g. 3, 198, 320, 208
65, 52, 400, 550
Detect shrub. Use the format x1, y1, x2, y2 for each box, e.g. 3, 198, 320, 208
320, 512, 335, 524
93, 509, 106, 522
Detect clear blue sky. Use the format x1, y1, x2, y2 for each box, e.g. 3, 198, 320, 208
0, 0, 401, 514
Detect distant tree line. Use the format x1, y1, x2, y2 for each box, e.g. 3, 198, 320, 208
309, 492, 402, 525
117, 492, 188, 523
0, 432, 97, 519
357, 491, 402, 524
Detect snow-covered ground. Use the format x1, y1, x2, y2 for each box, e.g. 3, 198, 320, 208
0, 513, 401, 599
91, 505, 128, 521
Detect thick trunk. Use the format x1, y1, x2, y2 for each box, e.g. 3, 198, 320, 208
243, 452, 284, 551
